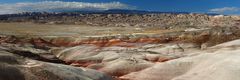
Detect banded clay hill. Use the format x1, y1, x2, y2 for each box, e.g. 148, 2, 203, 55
0, 12, 240, 80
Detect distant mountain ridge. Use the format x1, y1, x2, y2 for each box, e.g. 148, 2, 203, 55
76, 9, 192, 14
0, 9, 219, 15
1, 9, 235, 29
0, 9, 220, 21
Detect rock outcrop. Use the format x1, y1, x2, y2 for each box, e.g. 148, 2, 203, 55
120, 39, 240, 80
49, 41, 203, 76
1, 13, 240, 28
0, 48, 113, 80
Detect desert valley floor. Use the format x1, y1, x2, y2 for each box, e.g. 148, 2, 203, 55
1, 13, 240, 80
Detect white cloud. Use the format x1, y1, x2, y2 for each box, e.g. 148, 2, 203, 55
0, 1, 134, 14
209, 7, 240, 13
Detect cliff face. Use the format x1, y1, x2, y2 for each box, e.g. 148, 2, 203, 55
1, 13, 240, 28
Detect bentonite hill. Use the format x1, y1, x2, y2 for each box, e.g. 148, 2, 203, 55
0, 12, 240, 80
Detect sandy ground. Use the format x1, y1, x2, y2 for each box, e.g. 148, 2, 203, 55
0, 23, 181, 37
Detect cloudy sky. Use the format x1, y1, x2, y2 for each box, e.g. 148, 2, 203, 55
0, 0, 240, 15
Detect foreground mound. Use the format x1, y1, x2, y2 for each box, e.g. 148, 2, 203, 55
120, 39, 240, 80
52, 43, 201, 76
0, 49, 113, 80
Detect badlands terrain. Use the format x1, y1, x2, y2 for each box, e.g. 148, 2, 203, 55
0, 13, 240, 80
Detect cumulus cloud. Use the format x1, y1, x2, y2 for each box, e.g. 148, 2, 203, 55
0, 1, 134, 14
209, 7, 240, 13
